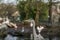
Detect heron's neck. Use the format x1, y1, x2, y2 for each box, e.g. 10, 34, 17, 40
31, 20, 37, 35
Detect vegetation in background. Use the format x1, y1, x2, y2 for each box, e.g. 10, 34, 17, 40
17, 0, 49, 24
0, 0, 50, 23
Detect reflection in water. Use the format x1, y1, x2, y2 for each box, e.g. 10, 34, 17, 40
4, 34, 30, 40
5, 35, 18, 40
0, 34, 60, 40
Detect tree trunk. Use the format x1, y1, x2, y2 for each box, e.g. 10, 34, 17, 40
35, 2, 40, 25
35, 0, 41, 25
25, 12, 29, 20
35, 11, 40, 25
25, 0, 31, 20
49, 0, 52, 22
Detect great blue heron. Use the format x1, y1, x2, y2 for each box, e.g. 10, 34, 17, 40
24, 19, 45, 40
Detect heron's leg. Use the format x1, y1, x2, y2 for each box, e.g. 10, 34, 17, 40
30, 33, 33, 40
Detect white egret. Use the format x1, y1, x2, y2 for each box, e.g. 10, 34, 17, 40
37, 26, 44, 33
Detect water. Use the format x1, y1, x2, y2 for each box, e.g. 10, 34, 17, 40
5, 35, 18, 40
2, 34, 31, 40
0, 24, 59, 40
0, 34, 60, 40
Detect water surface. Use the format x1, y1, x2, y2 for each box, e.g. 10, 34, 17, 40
0, 34, 60, 40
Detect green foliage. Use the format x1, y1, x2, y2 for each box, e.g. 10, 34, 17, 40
17, 1, 26, 21
39, 3, 49, 22
17, 0, 49, 22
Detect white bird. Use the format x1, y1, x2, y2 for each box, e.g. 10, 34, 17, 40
37, 26, 44, 33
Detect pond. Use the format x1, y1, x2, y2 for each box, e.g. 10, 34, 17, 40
0, 34, 32, 40
0, 34, 60, 40
0, 24, 60, 40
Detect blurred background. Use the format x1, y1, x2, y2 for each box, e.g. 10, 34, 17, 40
0, 0, 60, 40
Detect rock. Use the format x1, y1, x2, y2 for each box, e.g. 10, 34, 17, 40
0, 24, 8, 38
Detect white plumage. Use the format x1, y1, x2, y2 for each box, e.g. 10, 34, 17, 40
21, 27, 24, 32
30, 22, 33, 27
37, 26, 44, 33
